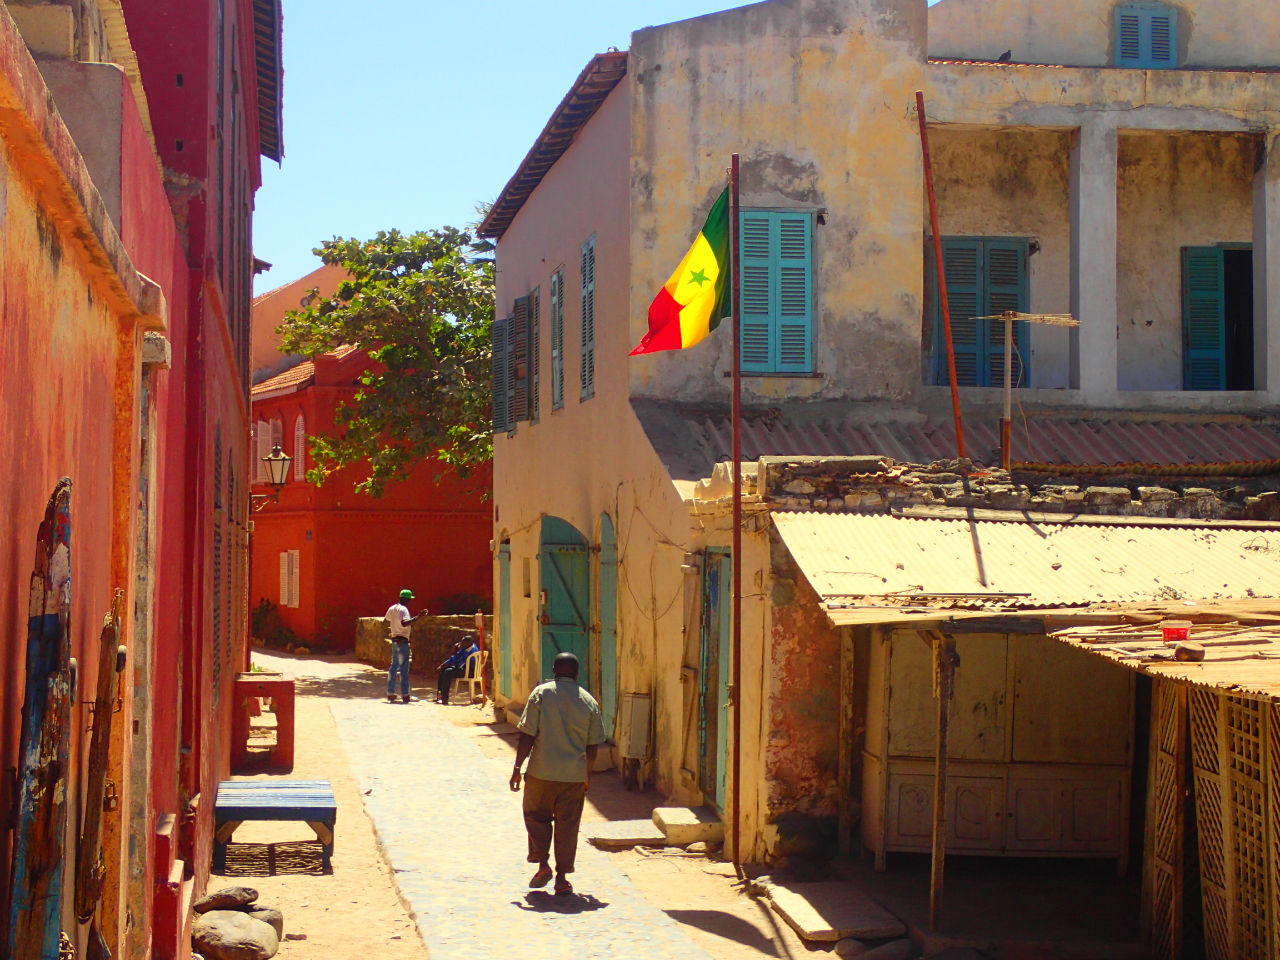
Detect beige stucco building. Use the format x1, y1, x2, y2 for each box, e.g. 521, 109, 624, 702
481, 1, 1280, 952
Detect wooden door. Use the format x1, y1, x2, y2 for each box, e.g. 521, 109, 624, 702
539, 518, 591, 687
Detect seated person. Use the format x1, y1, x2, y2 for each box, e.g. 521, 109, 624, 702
436, 636, 480, 704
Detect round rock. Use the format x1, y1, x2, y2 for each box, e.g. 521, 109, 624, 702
861, 938, 915, 960
835, 938, 868, 957
246, 906, 284, 938
192, 910, 278, 960
193, 886, 259, 914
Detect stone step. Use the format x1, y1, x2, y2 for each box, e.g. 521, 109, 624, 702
651, 806, 724, 846
765, 880, 906, 942
585, 819, 668, 850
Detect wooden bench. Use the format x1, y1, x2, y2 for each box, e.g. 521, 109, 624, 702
214, 780, 336, 871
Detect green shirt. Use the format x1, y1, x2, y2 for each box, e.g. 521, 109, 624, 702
517, 677, 606, 783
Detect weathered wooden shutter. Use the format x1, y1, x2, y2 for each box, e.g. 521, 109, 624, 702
293, 415, 306, 479
255, 420, 271, 482
550, 270, 564, 410
936, 238, 982, 386
279, 551, 289, 606
510, 295, 531, 421
491, 315, 510, 432
529, 287, 540, 422
984, 239, 1029, 388
1183, 246, 1226, 390
739, 212, 774, 372
776, 214, 813, 373
580, 238, 596, 400
1115, 3, 1177, 68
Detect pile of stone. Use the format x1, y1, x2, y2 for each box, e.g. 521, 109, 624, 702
191, 886, 283, 960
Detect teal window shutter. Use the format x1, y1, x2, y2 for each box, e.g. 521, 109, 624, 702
1115, 3, 1177, 68
934, 239, 983, 386
550, 269, 564, 410
933, 237, 1029, 387
529, 286, 540, 422
738, 210, 814, 373
492, 315, 510, 432
580, 237, 596, 400
510, 295, 531, 421
1182, 247, 1226, 390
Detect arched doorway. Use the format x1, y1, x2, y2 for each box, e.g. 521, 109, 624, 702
539, 517, 591, 687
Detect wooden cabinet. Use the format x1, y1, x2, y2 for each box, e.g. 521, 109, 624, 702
862, 631, 1132, 871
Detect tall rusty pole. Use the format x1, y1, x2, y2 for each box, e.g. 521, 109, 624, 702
916, 91, 967, 461
729, 152, 744, 869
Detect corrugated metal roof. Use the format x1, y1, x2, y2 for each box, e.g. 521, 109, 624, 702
772, 511, 1280, 609
633, 400, 1280, 480
478, 52, 627, 240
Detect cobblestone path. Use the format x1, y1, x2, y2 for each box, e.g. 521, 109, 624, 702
327, 695, 715, 960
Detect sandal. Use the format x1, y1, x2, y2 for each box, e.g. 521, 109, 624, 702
554, 877, 573, 896
529, 865, 553, 888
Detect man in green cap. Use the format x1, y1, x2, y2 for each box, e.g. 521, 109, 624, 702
383, 588, 423, 702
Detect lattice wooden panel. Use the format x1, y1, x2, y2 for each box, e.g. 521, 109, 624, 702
1149, 681, 1182, 960
1270, 704, 1280, 958
1191, 689, 1231, 960
1225, 697, 1269, 960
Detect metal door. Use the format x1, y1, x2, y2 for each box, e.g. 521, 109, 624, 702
699, 550, 731, 811
539, 517, 591, 688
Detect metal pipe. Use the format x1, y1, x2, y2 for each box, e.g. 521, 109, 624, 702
1002, 312, 1013, 471
916, 91, 966, 461
729, 152, 744, 869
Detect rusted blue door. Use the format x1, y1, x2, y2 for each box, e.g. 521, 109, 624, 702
539, 517, 591, 689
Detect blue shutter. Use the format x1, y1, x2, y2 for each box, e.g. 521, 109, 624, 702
498, 543, 512, 698
738, 212, 774, 371
580, 238, 596, 400
935, 239, 982, 386
1115, 3, 1177, 68
1183, 247, 1226, 390
775, 214, 813, 373
492, 316, 510, 432
983, 239, 1029, 388
550, 270, 564, 410
510, 295, 531, 421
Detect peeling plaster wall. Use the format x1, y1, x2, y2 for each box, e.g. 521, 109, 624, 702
929, 0, 1280, 70
1117, 131, 1255, 391
629, 0, 927, 405
930, 127, 1073, 388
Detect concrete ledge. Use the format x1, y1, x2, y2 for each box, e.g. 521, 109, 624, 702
586, 819, 667, 850
652, 806, 723, 845
766, 881, 905, 942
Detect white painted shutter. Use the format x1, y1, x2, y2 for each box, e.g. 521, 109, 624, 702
279, 551, 289, 604
288, 549, 301, 608
256, 419, 271, 482
293, 415, 306, 480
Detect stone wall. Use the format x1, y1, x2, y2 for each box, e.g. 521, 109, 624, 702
354, 614, 495, 687
755, 455, 1280, 521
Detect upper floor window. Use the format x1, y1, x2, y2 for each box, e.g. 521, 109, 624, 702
929, 237, 1029, 388
1115, 2, 1177, 69
580, 237, 596, 400
1182, 245, 1254, 391
492, 290, 537, 434
739, 210, 814, 374
550, 269, 565, 410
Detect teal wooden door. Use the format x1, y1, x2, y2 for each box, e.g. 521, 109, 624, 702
699, 550, 732, 811
598, 514, 618, 739
540, 518, 591, 687
498, 543, 512, 697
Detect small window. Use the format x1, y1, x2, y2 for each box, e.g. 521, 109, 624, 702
738, 210, 814, 374
293, 415, 306, 480
929, 237, 1030, 388
1115, 2, 1177, 69
279, 549, 300, 609
550, 269, 565, 410
1182, 245, 1254, 390
580, 237, 596, 400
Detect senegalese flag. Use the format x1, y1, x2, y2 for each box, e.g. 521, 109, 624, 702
630, 186, 731, 355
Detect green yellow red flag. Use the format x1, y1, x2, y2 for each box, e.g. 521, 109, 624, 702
630, 186, 731, 355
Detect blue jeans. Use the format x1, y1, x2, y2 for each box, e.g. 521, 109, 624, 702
387, 640, 411, 697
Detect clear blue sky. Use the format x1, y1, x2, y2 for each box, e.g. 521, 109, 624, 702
253, 0, 941, 292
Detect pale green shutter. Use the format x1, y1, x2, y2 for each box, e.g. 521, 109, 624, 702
739, 213, 773, 371
530, 286, 540, 422
1115, 3, 1177, 68
983, 239, 1029, 388
1182, 247, 1226, 390
775, 214, 813, 373
550, 270, 564, 410
510, 295, 531, 421
492, 316, 510, 432
935, 239, 982, 386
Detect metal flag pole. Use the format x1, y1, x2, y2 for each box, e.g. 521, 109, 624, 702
729, 152, 744, 870
916, 91, 966, 461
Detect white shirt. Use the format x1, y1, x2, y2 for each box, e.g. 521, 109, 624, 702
385, 603, 412, 638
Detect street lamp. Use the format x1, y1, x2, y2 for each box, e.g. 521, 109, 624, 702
251, 443, 292, 509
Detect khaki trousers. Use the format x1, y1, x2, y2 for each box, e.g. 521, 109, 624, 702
522, 775, 586, 874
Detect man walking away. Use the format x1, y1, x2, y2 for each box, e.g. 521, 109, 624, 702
509, 652, 605, 895
384, 588, 422, 703
436, 635, 480, 704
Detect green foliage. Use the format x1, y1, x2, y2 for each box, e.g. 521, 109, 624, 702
277, 227, 494, 497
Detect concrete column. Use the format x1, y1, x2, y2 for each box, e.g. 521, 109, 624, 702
1253, 131, 1280, 395
1069, 119, 1119, 399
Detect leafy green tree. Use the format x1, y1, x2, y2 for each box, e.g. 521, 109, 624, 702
276, 227, 493, 497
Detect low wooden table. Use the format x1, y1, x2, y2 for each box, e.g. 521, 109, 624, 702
214, 780, 336, 871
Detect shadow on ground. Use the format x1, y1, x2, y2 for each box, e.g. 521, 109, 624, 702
516, 892, 610, 914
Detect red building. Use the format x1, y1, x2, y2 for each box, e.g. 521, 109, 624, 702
248, 279, 492, 649
0, 2, 280, 958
